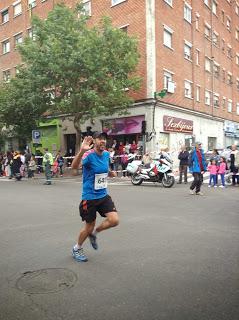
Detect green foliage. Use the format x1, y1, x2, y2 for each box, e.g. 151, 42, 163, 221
0, 70, 51, 139
17, 2, 141, 133
0, 2, 141, 141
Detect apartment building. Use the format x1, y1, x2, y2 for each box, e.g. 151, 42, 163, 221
1, 0, 239, 154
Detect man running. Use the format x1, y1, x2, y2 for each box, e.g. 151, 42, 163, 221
71, 132, 119, 262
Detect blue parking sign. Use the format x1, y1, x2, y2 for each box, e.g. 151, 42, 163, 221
32, 130, 41, 143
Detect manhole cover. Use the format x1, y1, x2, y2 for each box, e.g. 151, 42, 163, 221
16, 268, 77, 294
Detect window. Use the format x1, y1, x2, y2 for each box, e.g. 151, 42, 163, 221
184, 3, 192, 23
164, 0, 173, 5
227, 73, 233, 85
212, 1, 217, 15
196, 86, 200, 102
236, 28, 239, 41
163, 70, 174, 91
236, 79, 239, 90
228, 100, 232, 113
236, 54, 239, 65
236, 3, 239, 15
111, 0, 126, 6
195, 49, 200, 65
184, 41, 192, 60
222, 69, 226, 82
226, 17, 231, 31
14, 33, 23, 47
212, 31, 219, 46
195, 13, 200, 30
205, 57, 212, 72
227, 46, 232, 59
1, 9, 9, 23
213, 94, 219, 107
213, 63, 220, 78
222, 10, 225, 24
205, 90, 211, 105
2, 40, 10, 54
163, 26, 173, 49
3, 70, 10, 82
236, 103, 239, 115
28, 28, 36, 40
184, 80, 192, 98
222, 97, 226, 109
28, 0, 36, 8
221, 39, 225, 52
120, 25, 128, 33
13, 2, 22, 16
204, 24, 211, 40
81, 0, 91, 16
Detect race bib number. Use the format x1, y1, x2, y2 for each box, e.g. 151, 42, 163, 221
94, 173, 108, 190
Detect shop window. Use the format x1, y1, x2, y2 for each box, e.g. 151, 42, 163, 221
208, 137, 217, 150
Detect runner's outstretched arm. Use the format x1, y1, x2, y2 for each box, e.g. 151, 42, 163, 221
71, 137, 93, 173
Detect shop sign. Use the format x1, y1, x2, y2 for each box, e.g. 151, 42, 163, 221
102, 115, 145, 135
163, 116, 193, 133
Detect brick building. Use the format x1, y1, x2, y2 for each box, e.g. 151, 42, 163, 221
1, 0, 239, 155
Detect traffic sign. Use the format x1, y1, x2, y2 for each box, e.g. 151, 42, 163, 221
32, 130, 41, 143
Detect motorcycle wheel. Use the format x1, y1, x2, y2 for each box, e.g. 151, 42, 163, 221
162, 175, 175, 188
225, 175, 232, 186
131, 173, 143, 185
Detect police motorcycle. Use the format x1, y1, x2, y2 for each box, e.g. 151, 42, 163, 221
126, 151, 175, 188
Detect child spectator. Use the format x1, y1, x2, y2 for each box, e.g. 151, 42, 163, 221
218, 157, 226, 188
208, 159, 218, 188
28, 156, 37, 178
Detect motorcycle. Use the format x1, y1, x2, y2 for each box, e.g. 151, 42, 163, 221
127, 153, 175, 188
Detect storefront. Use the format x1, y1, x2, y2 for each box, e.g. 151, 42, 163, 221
102, 115, 145, 146
224, 121, 239, 147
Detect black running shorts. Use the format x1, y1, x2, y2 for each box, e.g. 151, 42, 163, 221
79, 195, 117, 223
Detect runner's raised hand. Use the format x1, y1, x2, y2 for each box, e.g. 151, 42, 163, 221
80, 136, 94, 153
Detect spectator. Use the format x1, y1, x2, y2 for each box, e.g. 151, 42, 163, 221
189, 142, 207, 195
230, 144, 239, 186
177, 146, 189, 184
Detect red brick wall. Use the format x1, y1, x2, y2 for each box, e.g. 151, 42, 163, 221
1, 0, 239, 123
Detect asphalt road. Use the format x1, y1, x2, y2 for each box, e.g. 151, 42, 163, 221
0, 177, 238, 320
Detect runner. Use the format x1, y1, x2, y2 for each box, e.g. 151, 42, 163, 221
71, 132, 119, 262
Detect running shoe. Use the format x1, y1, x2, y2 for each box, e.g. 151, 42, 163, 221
89, 234, 98, 250
196, 192, 204, 196
189, 190, 195, 195
72, 247, 88, 262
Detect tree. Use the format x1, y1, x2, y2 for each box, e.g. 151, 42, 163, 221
0, 69, 51, 141
16, 2, 141, 144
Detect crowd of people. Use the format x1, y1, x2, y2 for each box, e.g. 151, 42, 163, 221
176, 143, 239, 195
0, 140, 239, 190
0, 149, 65, 182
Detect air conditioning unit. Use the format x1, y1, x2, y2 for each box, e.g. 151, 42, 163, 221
167, 81, 175, 93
